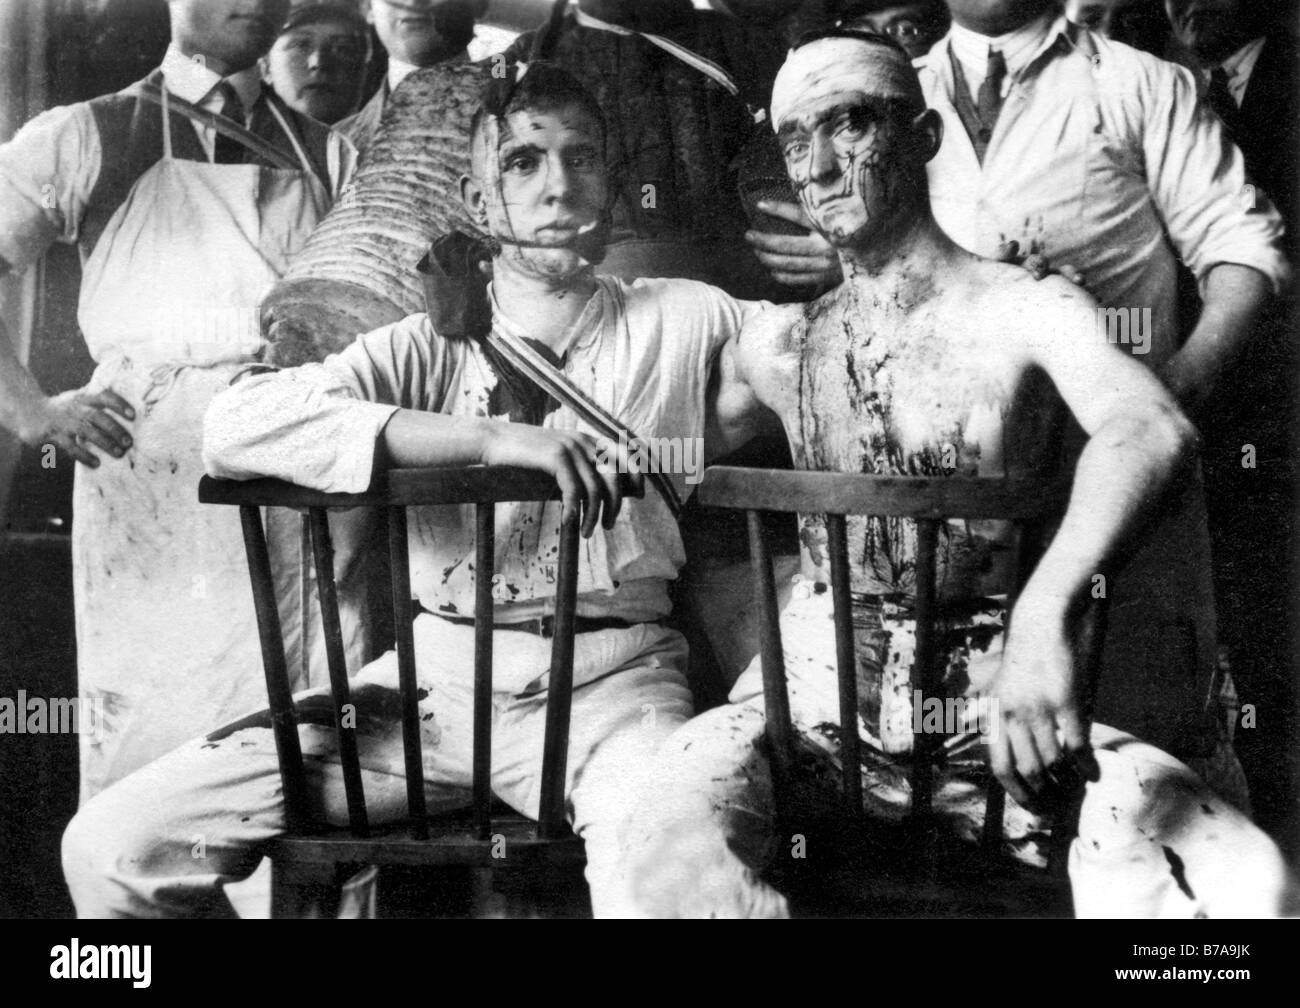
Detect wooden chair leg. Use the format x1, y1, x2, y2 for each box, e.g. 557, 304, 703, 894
270, 860, 347, 919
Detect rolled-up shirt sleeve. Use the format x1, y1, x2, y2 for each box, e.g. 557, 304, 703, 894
203, 314, 449, 492
0, 103, 100, 273
1143, 60, 1290, 294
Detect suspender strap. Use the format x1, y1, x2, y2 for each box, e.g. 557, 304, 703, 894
482, 322, 685, 519
137, 82, 301, 173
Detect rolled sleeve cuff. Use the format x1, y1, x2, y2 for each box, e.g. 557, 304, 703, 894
322, 400, 403, 493
1198, 245, 1293, 297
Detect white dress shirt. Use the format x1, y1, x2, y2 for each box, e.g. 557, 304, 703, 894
916, 15, 1288, 368
948, 10, 1055, 98
1214, 35, 1267, 107
159, 44, 265, 161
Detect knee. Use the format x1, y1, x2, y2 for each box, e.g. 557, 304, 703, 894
1075, 744, 1296, 917
62, 783, 158, 908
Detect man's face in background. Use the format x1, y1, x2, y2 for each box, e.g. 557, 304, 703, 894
169, 0, 292, 73
365, 0, 479, 67
943, 0, 1055, 35
266, 14, 369, 123
1164, 0, 1260, 65
837, 2, 950, 60
1068, 0, 1171, 55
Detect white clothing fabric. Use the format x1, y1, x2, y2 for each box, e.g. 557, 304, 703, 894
918, 15, 1289, 368
158, 44, 264, 158
63, 272, 761, 917
205, 277, 768, 629
63, 617, 695, 918
947, 9, 1054, 97
0, 69, 351, 275
620, 589, 1296, 918
1216, 36, 1267, 107
70, 84, 365, 801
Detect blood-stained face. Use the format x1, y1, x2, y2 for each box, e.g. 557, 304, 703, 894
465, 103, 610, 282
770, 36, 931, 251
778, 92, 909, 247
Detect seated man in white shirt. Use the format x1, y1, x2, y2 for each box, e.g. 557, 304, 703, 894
60, 62, 768, 919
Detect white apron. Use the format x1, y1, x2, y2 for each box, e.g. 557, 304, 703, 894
73, 85, 369, 802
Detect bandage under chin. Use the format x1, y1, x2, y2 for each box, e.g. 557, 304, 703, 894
770, 38, 924, 133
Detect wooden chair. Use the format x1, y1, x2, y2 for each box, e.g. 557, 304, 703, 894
198, 466, 598, 917
696, 466, 1107, 915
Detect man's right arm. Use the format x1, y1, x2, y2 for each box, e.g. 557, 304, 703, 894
0, 103, 132, 465
203, 316, 633, 534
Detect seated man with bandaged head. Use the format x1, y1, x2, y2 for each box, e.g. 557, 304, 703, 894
619, 30, 1297, 918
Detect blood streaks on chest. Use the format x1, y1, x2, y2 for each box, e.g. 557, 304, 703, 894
795, 300, 993, 476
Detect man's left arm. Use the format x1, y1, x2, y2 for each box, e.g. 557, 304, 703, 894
989, 282, 1200, 801
1142, 60, 1290, 413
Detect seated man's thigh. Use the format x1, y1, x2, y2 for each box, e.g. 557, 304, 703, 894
1072, 725, 1296, 918
490, 630, 695, 823
621, 699, 791, 918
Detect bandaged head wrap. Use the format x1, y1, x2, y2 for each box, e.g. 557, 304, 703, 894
770, 35, 925, 134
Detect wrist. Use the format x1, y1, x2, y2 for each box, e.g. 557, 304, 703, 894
11, 395, 52, 446
1010, 584, 1073, 628
474, 416, 504, 466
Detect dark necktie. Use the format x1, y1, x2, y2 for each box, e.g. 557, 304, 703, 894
212, 80, 247, 164
1205, 65, 1242, 137
976, 49, 1007, 142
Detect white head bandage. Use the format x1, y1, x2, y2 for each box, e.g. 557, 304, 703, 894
770, 35, 925, 133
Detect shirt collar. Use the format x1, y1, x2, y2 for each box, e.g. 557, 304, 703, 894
160, 44, 263, 113
1219, 35, 1266, 83
487, 276, 606, 362
387, 56, 421, 91
947, 9, 1056, 79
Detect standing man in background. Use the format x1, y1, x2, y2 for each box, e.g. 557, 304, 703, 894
338, 0, 488, 153
1164, 0, 1300, 850
264, 1, 372, 125
0, 0, 361, 802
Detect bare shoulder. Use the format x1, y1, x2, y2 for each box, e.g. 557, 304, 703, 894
734, 301, 806, 375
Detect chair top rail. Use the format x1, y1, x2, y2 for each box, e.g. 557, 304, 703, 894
697, 467, 1070, 520
199, 466, 573, 509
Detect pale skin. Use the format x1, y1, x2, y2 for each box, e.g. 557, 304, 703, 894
750, 0, 1276, 416
712, 79, 1199, 803
0, 0, 291, 466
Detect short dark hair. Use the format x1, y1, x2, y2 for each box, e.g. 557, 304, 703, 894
470, 62, 607, 170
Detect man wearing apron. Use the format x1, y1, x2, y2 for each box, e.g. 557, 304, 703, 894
0, 0, 366, 802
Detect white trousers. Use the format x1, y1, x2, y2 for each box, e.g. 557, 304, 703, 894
63, 616, 694, 918
620, 591, 1297, 918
